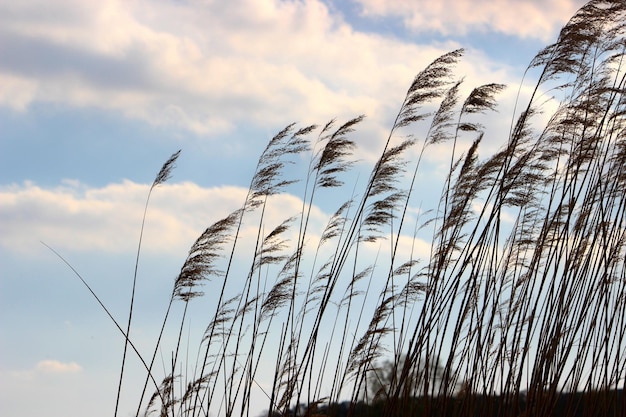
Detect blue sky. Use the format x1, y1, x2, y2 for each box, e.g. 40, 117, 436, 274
0, 1, 588, 416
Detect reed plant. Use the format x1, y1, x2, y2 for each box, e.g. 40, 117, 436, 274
53, 1, 626, 416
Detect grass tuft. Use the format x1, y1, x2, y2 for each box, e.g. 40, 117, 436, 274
53, 2, 626, 416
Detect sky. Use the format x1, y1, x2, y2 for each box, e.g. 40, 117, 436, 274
0, 1, 589, 416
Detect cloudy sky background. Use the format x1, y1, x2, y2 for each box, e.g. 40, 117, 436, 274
1, 1, 588, 416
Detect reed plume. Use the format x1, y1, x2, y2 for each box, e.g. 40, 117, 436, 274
54, 2, 626, 416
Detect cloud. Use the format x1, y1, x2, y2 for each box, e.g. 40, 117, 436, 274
35, 360, 82, 374
0, 360, 107, 417
4, 360, 83, 379
0, 179, 329, 256
0, 0, 528, 144
0, 176, 440, 284
0, 180, 238, 254
352, 0, 587, 41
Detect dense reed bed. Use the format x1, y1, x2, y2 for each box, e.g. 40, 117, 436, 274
61, 1, 626, 416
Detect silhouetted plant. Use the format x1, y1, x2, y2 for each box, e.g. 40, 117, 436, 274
50, 2, 626, 417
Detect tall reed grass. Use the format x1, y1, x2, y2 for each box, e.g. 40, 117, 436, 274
57, 1, 626, 416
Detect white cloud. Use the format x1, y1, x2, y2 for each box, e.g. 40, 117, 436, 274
353, 0, 587, 41
0, 177, 440, 284
3, 360, 83, 380
0, 179, 329, 256
0, 73, 38, 111
35, 359, 83, 374
0, 0, 533, 144
0, 360, 111, 417
0, 180, 236, 254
